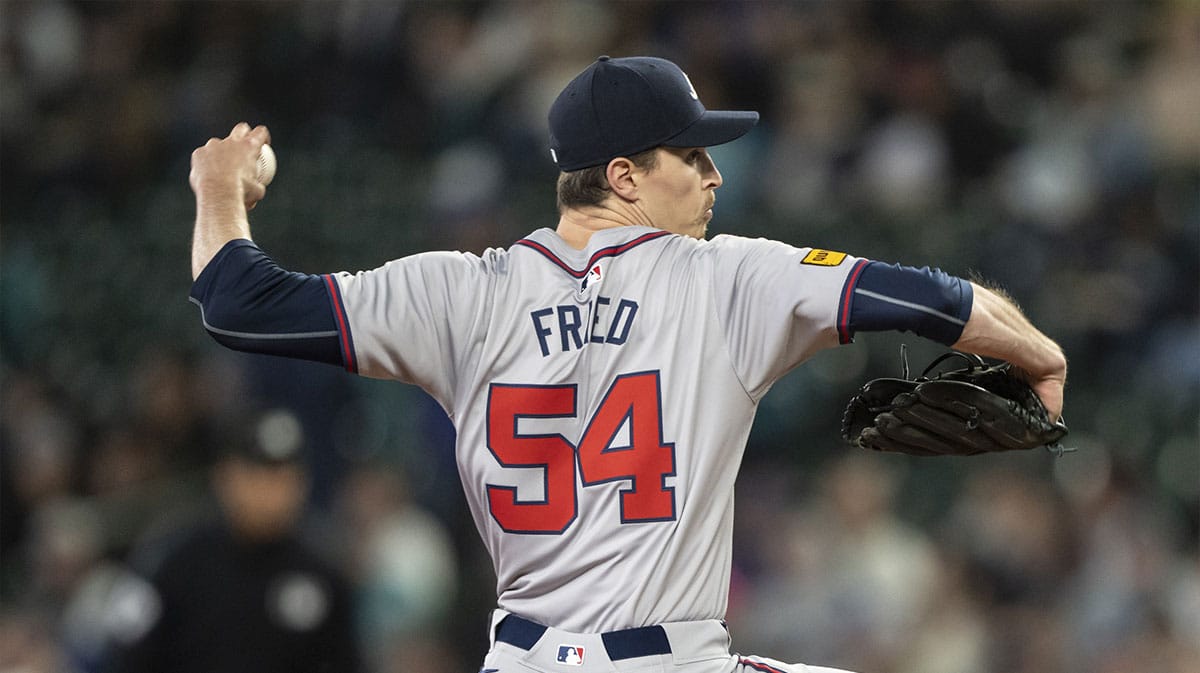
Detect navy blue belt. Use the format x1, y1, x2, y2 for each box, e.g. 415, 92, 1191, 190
495, 614, 672, 660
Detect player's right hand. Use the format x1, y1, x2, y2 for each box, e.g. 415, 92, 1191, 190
190, 123, 272, 210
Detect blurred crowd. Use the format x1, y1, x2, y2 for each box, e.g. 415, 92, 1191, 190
1, 1, 1196, 672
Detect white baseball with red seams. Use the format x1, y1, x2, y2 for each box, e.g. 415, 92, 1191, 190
256, 144, 276, 185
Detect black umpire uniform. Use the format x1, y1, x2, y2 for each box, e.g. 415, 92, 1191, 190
105, 409, 362, 673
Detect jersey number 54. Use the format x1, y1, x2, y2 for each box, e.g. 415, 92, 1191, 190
485, 371, 677, 534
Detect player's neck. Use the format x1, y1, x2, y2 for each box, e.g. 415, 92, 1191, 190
556, 202, 653, 249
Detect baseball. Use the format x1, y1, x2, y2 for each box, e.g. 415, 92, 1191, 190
256, 144, 276, 185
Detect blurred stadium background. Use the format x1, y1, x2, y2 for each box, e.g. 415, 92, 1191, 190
1, 1, 1197, 672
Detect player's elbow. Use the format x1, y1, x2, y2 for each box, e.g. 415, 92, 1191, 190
190, 294, 346, 367
191, 295, 259, 349
187, 240, 348, 368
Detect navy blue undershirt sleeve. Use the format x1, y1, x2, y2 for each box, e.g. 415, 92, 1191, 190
189, 239, 345, 367
843, 261, 973, 346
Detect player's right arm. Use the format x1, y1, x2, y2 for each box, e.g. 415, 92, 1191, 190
834, 261, 1066, 421
839, 260, 1066, 419
707, 237, 1064, 419
952, 282, 1067, 420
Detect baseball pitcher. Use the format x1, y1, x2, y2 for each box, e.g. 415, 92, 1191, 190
188, 56, 1067, 673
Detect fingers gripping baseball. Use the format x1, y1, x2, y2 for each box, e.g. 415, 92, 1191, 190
189, 123, 273, 209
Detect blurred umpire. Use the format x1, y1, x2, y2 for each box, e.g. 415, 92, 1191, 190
103, 409, 362, 673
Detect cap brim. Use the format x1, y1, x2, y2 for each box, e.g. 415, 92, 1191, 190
664, 110, 759, 149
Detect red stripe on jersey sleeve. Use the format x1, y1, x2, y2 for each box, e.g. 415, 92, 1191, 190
837, 259, 871, 345
323, 275, 358, 373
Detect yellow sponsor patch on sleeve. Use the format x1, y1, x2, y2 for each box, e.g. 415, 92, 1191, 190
801, 249, 847, 266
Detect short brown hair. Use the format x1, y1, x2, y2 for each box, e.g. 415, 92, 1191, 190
556, 148, 659, 213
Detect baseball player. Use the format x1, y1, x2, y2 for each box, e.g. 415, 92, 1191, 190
188, 56, 1066, 672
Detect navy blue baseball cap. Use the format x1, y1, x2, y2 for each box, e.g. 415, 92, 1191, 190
548, 56, 759, 171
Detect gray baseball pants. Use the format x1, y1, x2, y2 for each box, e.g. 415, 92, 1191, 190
481, 610, 856, 673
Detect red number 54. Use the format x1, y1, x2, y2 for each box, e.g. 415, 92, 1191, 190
485, 371, 677, 534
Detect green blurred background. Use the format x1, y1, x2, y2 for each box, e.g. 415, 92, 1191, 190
1, 1, 1197, 672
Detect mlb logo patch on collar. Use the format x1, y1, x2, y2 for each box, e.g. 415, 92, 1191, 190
576, 262, 604, 303
802, 249, 847, 266
556, 645, 584, 666
580, 263, 602, 290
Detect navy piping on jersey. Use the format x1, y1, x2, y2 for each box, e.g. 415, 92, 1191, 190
514, 230, 672, 278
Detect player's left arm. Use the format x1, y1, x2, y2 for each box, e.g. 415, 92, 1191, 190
189, 122, 271, 279
188, 239, 346, 368
186, 122, 353, 369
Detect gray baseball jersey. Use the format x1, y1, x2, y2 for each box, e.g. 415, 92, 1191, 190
329, 225, 863, 632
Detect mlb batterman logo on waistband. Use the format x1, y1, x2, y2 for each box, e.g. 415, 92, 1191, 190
556, 645, 584, 666
547, 55, 759, 171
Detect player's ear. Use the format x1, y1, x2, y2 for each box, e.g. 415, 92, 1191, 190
606, 157, 639, 201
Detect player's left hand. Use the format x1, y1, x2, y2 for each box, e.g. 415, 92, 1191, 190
189, 122, 272, 209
